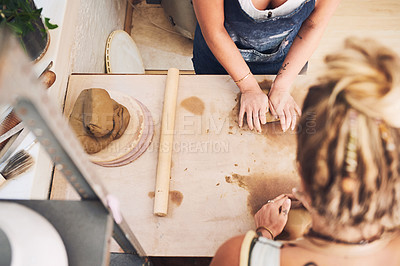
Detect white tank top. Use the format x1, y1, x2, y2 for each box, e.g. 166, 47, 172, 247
249, 236, 282, 265
238, 0, 306, 20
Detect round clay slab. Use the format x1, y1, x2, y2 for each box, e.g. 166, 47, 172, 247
97, 99, 154, 167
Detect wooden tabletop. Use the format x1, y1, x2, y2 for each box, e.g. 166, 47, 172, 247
51, 73, 312, 256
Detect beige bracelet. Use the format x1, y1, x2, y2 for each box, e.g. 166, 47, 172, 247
256, 226, 274, 239
234, 71, 251, 84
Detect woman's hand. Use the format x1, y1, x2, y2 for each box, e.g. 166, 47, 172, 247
254, 194, 291, 239
239, 89, 269, 132
268, 85, 301, 132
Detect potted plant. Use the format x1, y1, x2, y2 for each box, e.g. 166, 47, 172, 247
0, 0, 58, 61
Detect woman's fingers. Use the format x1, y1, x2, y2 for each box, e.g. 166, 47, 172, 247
279, 109, 286, 132
287, 105, 297, 131
272, 196, 289, 209
260, 100, 269, 125
272, 194, 287, 201
268, 89, 302, 132
292, 188, 312, 211
269, 101, 277, 118
282, 102, 301, 132
239, 91, 270, 131
259, 109, 267, 125
272, 100, 290, 132
280, 198, 291, 217
253, 110, 262, 132
238, 104, 245, 128
240, 106, 265, 131
247, 109, 253, 130
294, 101, 302, 116
284, 106, 291, 132
291, 111, 297, 131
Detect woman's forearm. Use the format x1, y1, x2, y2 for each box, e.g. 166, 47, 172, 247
273, 20, 326, 90
204, 29, 262, 93
273, 0, 342, 91
193, 0, 261, 93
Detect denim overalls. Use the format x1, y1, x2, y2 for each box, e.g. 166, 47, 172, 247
192, 0, 316, 74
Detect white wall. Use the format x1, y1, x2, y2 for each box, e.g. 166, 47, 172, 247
39, 0, 127, 106
71, 0, 127, 72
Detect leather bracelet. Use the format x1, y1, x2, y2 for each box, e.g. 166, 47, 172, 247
256, 226, 274, 239
234, 71, 251, 84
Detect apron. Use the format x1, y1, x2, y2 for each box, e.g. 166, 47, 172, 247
192, 0, 315, 74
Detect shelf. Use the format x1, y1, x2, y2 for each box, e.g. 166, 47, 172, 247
0, 0, 70, 200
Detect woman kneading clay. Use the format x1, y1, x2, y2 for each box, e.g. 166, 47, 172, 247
210, 38, 400, 265
192, 0, 340, 132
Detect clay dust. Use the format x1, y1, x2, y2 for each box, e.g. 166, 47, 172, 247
225, 173, 299, 215
148, 190, 184, 206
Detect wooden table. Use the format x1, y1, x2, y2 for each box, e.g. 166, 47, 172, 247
52, 74, 312, 256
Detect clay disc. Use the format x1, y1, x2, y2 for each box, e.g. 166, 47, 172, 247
96, 99, 154, 167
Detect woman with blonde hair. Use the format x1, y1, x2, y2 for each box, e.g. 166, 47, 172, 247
210, 38, 400, 265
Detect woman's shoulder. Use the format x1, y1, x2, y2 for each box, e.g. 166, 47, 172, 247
280, 233, 400, 266
210, 231, 282, 266
210, 234, 245, 266
210, 232, 400, 266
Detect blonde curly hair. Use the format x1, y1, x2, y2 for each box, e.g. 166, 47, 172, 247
297, 38, 400, 232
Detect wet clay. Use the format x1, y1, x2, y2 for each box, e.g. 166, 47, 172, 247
229, 79, 297, 145
225, 173, 300, 215
148, 190, 183, 206
180, 96, 205, 115
276, 208, 311, 241
83, 88, 114, 137
170, 190, 184, 206
69, 88, 131, 154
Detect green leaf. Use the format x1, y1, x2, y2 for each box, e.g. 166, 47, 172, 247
7, 23, 23, 35
35, 8, 43, 15
44, 17, 58, 29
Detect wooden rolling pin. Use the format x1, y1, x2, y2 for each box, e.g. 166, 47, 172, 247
154, 68, 180, 216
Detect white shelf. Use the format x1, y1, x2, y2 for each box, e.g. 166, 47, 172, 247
0, 0, 70, 200
0, 132, 53, 200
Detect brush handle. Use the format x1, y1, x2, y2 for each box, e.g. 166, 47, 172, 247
23, 139, 38, 152
0, 122, 24, 143
0, 173, 5, 186
0, 110, 21, 150
0, 128, 29, 166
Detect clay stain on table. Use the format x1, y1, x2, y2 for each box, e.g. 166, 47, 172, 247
148, 190, 184, 206
225, 173, 299, 215
180, 96, 205, 116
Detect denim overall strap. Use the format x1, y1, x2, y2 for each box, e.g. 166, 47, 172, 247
192, 0, 315, 74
